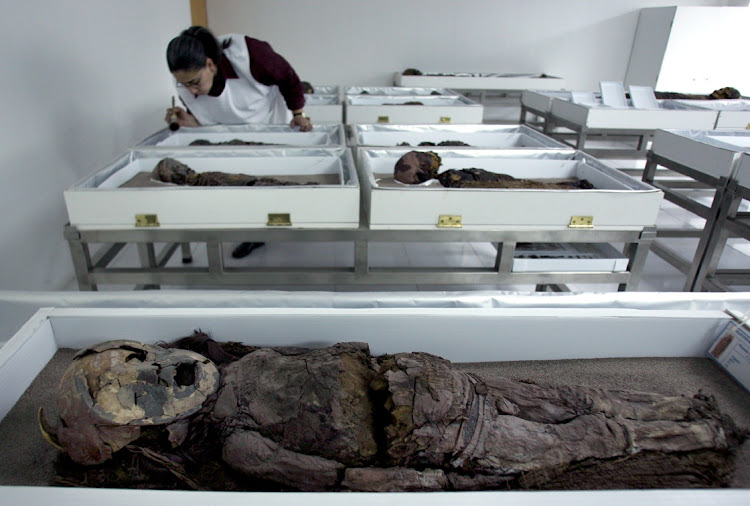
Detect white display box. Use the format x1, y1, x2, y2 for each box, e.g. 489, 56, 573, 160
511, 242, 628, 272
346, 86, 458, 96
358, 148, 662, 230
651, 130, 750, 181
134, 124, 345, 148
521, 90, 579, 114
1, 305, 748, 504
394, 72, 568, 91
305, 85, 344, 124
345, 95, 483, 125
549, 98, 718, 130
64, 148, 359, 230
348, 124, 568, 149
674, 99, 750, 130
305, 95, 344, 124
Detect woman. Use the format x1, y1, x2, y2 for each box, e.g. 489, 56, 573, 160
165, 25, 312, 131
165, 26, 312, 258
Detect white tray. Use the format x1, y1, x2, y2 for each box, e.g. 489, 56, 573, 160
345, 95, 483, 125
395, 72, 568, 91
651, 129, 750, 181
134, 124, 346, 148
358, 148, 663, 230
674, 99, 750, 130
64, 148, 360, 230
348, 124, 568, 149
550, 98, 719, 130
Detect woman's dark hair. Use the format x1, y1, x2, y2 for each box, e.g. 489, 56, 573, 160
166, 26, 228, 72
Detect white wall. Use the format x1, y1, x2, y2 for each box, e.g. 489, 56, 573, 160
206, 0, 747, 90
0, 1, 191, 290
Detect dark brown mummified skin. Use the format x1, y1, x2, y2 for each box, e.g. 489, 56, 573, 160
393, 150, 442, 184
438, 168, 594, 189
151, 158, 317, 187
46, 338, 748, 492
189, 139, 274, 146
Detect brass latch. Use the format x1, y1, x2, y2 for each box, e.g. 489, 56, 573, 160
569, 216, 594, 228
377, 116, 390, 123
746, 122, 750, 130
267, 213, 292, 226
135, 214, 160, 227
437, 215, 462, 228
439, 116, 452, 124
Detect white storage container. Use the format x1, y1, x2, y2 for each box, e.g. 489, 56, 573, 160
395, 72, 568, 91
651, 129, 750, 181
304, 85, 343, 124
64, 148, 359, 230
348, 124, 568, 149
134, 124, 345, 148
345, 95, 483, 125
346, 86, 456, 96
358, 148, 663, 230
673, 99, 750, 130
549, 98, 718, 130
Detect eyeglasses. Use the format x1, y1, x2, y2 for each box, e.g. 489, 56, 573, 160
175, 68, 206, 90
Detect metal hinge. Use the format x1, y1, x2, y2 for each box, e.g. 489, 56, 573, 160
267, 213, 292, 226
568, 216, 594, 228
377, 116, 390, 123
135, 214, 160, 227
437, 215, 462, 228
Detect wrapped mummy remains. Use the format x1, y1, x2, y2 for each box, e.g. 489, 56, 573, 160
41, 340, 219, 465
38, 336, 747, 492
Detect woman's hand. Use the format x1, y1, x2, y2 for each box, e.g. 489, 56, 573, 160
290, 112, 313, 132
165, 106, 201, 128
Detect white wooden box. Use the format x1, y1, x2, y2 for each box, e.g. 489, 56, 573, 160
673, 100, 750, 130
134, 124, 345, 148
395, 72, 568, 91
521, 90, 576, 113
550, 98, 718, 130
305, 95, 344, 124
358, 148, 663, 230
348, 124, 568, 149
0, 305, 747, 504
345, 95, 483, 125
305, 86, 343, 124
346, 86, 458, 96
64, 148, 359, 230
651, 129, 750, 181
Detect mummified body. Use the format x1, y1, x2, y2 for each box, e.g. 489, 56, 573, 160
42, 337, 747, 492
393, 150, 593, 189
151, 157, 316, 187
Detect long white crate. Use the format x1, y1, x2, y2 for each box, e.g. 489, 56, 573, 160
348, 124, 568, 149
64, 148, 359, 230
549, 98, 718, 130
134, 124, 346, 148
395, 72, 568, 91
358, 148, 662, 230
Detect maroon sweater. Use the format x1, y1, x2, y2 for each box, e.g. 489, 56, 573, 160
208, 36, 305, 111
